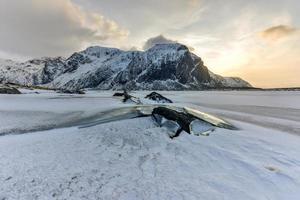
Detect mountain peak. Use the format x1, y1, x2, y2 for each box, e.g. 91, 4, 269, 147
0, 44, 252, 90
79, 46, 123, 57
147, 43, 189, 52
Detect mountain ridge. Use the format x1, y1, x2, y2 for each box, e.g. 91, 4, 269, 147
0, 43, 252, 90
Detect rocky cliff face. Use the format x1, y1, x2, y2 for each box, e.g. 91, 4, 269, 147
0, 43, 251, 90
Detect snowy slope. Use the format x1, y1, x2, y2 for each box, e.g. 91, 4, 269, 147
209, 71, 252, 88
0, 58, 44, 85
0, 57, 68, 86
0, 91, 299, 199
0, 44, 251, 90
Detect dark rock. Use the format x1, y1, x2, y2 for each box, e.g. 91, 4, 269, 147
57, 89, 85, 94
122, 91, 141, 104
0, 85, 21, 94
152, 107, 195, 138
113, 92, 125, 97
145, 92, 173, 103
113, 90, 141, 104
78, 90, 85, 94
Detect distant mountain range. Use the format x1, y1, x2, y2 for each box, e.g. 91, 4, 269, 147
0, 43, 251, 90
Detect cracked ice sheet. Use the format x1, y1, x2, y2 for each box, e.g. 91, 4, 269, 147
0, 91, 124, 135
0, 118, 300, 199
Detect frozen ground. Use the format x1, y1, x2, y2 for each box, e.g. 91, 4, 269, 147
0, 90, 300, 199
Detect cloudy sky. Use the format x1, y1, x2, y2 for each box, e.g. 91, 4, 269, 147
0, 0, 299, 88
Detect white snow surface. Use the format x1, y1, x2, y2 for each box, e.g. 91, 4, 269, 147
0, 90, 300, 199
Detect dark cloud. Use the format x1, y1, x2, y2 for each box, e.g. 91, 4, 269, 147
143, 35, 177, 50
260, 25, 298, 41
0, 0, 128, 58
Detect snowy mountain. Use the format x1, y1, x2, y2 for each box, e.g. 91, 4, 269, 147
0, 43, 251, 90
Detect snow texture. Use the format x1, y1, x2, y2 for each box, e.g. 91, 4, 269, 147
0, 90, 300, 199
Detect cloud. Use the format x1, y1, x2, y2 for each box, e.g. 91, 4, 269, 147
143, 35, 177, 50
0, 0, 129, 58
260, 25, 298, 41
142, 35, 196, 52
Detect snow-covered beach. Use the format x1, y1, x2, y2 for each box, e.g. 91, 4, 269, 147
0, 90, 300, 199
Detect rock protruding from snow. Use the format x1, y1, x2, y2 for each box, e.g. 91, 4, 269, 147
145, 92, 173, 103
113, 90, 142, 104
0, 44, 252, 90
0, 85, 21, 94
